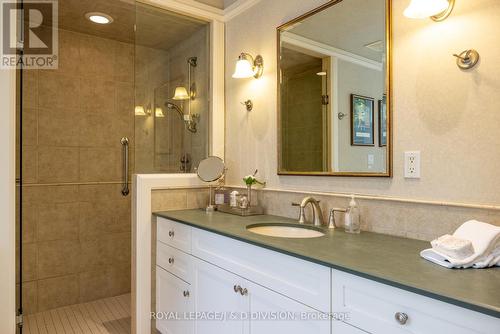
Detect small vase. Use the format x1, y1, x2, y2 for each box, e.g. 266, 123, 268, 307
247, 184, 252, 207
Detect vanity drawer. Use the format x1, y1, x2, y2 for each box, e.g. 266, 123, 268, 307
157, 217, 191, 253
157, 242, 194, 283
332, 269, 500, 334
191, 227, 331, 313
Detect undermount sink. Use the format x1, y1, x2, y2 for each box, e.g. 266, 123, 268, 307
246, 223, 325, 239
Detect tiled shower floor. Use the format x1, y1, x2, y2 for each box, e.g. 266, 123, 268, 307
23, 294, 131, 334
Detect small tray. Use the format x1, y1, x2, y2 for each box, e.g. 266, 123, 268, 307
217, 204, 264, 216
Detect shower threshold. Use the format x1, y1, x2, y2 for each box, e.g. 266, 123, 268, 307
23, 293, 131, 334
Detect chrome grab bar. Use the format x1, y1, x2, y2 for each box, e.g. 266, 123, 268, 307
121, 137, 129, 196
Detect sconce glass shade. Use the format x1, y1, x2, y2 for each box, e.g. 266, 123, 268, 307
155, 107, 165, 118
233, 58, 255, 79
172, 86, 190, 100
232, 53, 264, 79
404, 0, 451, 19
135, 106, 146, 116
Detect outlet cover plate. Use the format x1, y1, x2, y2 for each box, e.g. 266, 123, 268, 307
404, 151, 421, 178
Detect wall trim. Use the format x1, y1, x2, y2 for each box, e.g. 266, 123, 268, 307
281, 32, 384, 71
227, 185, 500, 211
133, 174, 206, 334
224, 0, 262, 21
141, 0, 225, 21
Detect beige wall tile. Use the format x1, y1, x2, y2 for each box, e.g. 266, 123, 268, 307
23, 185, 79, 205
114, 42, 134, 83
38, 72, 80, 110
22, 70, 38, 109
22, 108, 38, 146
79, 148, 121, 182
79, 35, 115, 80
151, 189, 187, 212
80, 78, 116, 113
22, 204, 37, 244
23, 281, 38, 314
37, 275, 79, 312
38, 202, 79, 241
37, 240, 80, 279
79, 112, 130, 148
38, 147, 79, 183
56, 29, 81, 77
22, 146, 38, 184
38, 107, 80, 147
16, 243, 38, 283
79, 201, 131, 239
186, 188, 209, 209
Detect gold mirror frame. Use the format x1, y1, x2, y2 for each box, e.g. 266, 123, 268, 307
276, 0, 392, 177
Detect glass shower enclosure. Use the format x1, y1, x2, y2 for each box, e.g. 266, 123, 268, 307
15, 0, 210, 332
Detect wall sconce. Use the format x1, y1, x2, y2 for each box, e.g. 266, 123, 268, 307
172, 86, 190, 100
135, 105, 152, 116
155, 107, 165, 118
404, 0, 454, 21
232, 53, 264, 79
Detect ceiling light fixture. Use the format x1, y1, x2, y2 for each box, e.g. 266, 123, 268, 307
85, 12, 114, 25
404, 0, 454, 21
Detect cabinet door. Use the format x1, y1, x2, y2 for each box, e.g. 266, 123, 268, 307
248, 281, 330, 334
156, 266, 194, 334
194, 258, 249, 334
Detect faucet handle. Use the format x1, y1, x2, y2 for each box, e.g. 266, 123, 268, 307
291, 202, 307, 223
328, 208, 347, 229
291, 201, 320, 206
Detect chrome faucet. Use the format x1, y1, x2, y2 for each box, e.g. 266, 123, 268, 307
297, 197, 323, 227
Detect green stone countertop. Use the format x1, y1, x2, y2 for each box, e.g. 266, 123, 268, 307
154, 209, 500, 318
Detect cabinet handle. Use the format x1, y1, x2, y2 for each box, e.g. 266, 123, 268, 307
233, 285, 241, 293
168, 230, 175, 237
183, 290, 190, 298
168, 257, 174, 264
395, 312, 409, 325
240, 288, 248, 296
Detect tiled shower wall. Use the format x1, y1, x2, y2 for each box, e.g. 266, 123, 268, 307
19, 28, 134, 314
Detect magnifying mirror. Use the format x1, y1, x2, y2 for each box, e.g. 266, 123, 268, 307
197, 156, 225, 212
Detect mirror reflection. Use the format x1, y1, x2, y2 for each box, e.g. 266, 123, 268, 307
278, 0, 390, 176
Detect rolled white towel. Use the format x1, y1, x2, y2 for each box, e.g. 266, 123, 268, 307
420, 220, 500, 269
430, 234, 474, 260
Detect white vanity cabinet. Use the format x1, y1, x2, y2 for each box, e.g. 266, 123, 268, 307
156, 217, 499, 334
193, 257, 330, 334
156, 267, 194, 334
156, 217, 330, 334
331, 269, 500, 334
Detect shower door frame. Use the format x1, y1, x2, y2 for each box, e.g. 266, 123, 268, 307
133, 1, 226, 334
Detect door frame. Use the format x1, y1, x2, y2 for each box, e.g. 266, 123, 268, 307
0, 58, 17, 333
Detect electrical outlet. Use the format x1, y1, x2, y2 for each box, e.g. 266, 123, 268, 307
367, 154, 374, 169
404, 151, 421, 178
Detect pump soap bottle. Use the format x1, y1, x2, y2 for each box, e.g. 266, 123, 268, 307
344, 195, 361, 234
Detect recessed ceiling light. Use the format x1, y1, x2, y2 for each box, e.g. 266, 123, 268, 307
85, 12, 113, 25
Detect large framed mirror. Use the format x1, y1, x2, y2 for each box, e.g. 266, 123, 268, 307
277, 0, 392, 176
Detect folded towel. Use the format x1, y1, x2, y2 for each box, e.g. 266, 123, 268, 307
430, 234, 474, 260
420, 220, 500, 269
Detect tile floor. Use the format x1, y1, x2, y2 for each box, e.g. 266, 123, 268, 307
23, 294, 131, 334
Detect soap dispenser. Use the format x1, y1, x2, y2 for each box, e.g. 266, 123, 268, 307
344, 195, 361, 234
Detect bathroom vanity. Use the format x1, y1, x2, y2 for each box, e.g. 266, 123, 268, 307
153, 210, 499, 334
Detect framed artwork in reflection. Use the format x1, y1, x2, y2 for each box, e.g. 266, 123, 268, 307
351, 94, 374, 146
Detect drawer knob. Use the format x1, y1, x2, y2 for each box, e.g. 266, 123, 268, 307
183, 290, 190, 297
234, 285, 241, 293
240, 288, 248, 296
168, 257, 174, 264
395, 312, 409, 325
168, 230, 175, 237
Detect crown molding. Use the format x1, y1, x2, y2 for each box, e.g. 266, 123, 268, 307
224, 0, 262, 21
140, 0, 225, 21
